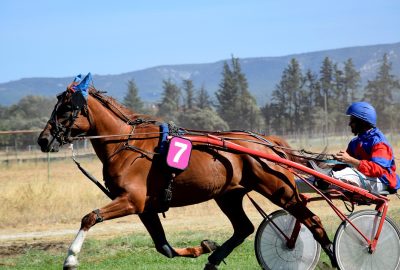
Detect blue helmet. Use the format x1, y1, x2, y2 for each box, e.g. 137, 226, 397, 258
346, 101, 377, 126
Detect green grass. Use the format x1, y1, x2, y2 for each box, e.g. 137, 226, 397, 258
0, 230, 331, 270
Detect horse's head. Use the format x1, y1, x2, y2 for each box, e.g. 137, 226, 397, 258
37, 73, 92, 152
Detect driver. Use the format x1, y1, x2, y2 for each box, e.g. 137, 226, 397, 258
333, 101, 400, 193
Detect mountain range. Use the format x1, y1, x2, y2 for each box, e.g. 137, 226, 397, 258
0, 42, 399, 106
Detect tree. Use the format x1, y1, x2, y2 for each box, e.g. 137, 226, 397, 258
157, 79, 181, 123
123, 79, 144, 112
178, 108, 229, 131
215, 61, 238, 129
343, 58, 360, 103
5, 95, 55, 130
330, 63, 347, 132
303, 70, 320, 134
319, 57, 334, 135
216, 56, 263, 130
262, 103, 281, 134
267, 58, 304, 134
232, 57, 264, 131
182, 79, 195, 111
178, 80, 228, 130
364, 53, 400, 130
196, 85, 213, 109
269, 80, 289, 134
0, 105, 7, 130
0, 95, 56, 147
286, 59, 304, 132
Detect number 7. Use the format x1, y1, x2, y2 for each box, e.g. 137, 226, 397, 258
173, 141, 188, 163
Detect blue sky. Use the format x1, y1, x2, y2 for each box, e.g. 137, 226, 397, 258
0, 0, 399, 83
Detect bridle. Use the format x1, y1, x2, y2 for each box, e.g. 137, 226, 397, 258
48, 88, 88, 146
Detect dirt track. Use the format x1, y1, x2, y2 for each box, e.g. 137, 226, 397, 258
0, 209, 247, 258
0, 216, 149, 258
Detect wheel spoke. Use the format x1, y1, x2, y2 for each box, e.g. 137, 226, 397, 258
255, 210, 321, 270
334, 210, 400, 270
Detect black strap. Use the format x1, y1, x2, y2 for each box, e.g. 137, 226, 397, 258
72, 156, 114, 200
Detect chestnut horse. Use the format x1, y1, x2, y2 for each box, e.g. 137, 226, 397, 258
37, 84, 335, 269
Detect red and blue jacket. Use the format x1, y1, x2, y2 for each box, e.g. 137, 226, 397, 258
347, 128, 400, 190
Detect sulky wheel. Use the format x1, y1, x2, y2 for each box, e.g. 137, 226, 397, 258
334, 210, 400, 270
254, 210, 321, 270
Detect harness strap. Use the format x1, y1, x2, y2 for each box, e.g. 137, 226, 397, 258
72, 156, 114, 200
158, 123, 169, 155
157, 122, 187, 216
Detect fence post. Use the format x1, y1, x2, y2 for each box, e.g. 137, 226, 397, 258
47, 152, 50, 182
14, 137, 18, 161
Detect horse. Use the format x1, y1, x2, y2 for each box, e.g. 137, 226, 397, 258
37, 80, 336, 269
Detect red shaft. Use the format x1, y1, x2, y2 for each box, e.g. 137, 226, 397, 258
184, 134, 387, 203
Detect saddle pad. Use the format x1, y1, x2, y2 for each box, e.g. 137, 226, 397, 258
166, 137, 192, 170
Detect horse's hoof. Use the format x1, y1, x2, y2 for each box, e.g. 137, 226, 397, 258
201, 240, 220, 253
63, 266, 78, 270
322, 244, 338, 269
204, 262, 218, 270
63, 255, 78, 270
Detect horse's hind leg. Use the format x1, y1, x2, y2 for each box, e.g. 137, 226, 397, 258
255, 183, 337, 268
139, 212, 218, 258
283, 197, 337, 267
247, 153, 337, 267
205, 189, 254, 270
63, 194, 138, 270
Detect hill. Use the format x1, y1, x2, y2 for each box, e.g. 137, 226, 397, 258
0, 42, 399, 106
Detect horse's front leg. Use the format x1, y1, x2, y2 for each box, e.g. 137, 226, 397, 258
139, 212, 219, 259
63, 194, 139, 270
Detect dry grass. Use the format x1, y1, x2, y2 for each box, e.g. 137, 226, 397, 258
0, 158, 108, 229
0, 157, 272, 230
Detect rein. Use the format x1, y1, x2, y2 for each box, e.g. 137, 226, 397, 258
71, 129, 338, 164
50, 87, 341, 178
73, 90, 338, 164
71, 131, 163, 140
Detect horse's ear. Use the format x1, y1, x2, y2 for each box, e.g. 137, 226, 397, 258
71, 91, 87, 110
73, 74, 83, 84
74, 73, 92, 99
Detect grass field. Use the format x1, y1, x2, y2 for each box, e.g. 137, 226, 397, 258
1, 135, 400, 269
0, 231, 266, 270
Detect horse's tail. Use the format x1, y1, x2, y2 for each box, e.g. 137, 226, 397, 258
264, 135, 306, 165
267, 136, 334, 171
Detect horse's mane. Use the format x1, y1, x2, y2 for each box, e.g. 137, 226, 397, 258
88, 87, 157, 122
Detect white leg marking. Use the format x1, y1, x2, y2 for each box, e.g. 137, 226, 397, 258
64, 230, 87, 268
